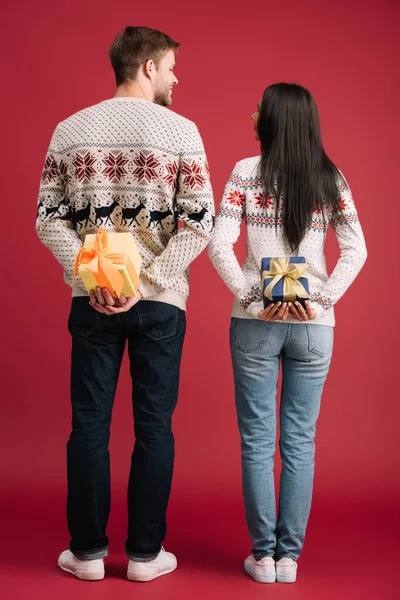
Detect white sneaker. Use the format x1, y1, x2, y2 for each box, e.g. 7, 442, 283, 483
127, 548, 177, 582
276, 557, 298, 583
244, 555, 276, 583
57, 550, 105, 581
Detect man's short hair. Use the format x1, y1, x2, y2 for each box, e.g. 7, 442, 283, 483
109, 26, 180, 86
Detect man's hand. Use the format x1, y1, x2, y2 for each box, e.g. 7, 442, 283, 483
287, 300, 316, 321
258, 302, 290, 322
89, 287, 142, 315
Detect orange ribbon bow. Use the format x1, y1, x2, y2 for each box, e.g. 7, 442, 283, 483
73, 229, 128, 298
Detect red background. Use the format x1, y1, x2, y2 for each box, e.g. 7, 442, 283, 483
1, 0, 399, 598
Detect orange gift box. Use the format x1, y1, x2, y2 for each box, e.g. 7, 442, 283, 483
73, 229, 142, 298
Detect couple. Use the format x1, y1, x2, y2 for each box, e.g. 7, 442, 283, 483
36, 26, 367, 584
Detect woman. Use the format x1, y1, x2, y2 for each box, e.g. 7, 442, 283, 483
208, 83, 367, 584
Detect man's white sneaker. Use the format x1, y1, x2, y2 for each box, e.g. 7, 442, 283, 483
57, 550, 105, 581
127, 548, 177, 582
276, 557, 298, 583
244, 555, 276, 583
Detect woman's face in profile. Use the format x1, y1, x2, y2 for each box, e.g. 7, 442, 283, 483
251, 100, 261, 141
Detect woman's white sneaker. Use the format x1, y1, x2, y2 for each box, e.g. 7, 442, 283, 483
127, 548, 177, 582
276, 557, 298, 583
244, 555, 276, 583
57, 550, 105, 581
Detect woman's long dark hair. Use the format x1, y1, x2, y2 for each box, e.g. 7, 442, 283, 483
257, 83, 345, 251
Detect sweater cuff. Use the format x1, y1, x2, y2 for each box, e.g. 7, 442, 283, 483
138, 277, 160, 299
69, 272, 86, 293
309, 301, 325, 319
245, 299, 264, 319
240, 286, 264, 313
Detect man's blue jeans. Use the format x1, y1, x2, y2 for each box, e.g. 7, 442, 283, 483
67, 298, 186, 561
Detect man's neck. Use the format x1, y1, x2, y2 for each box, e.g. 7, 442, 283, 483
113, 83, 153, 102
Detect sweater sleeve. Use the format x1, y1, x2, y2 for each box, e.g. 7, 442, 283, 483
138, 122, 215, 298
36, 126, 85, 290
208, 163, 264, 318
309, 177, 367, 315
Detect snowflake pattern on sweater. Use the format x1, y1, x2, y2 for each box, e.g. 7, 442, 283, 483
36, 98, 215, 309
208, 156, 367, 325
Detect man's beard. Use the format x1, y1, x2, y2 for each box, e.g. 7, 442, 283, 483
153, 82, 171, 107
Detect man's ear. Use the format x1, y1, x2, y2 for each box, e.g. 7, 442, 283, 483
144, 59, 155, 80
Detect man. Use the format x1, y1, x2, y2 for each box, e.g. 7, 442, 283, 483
36, 26, 214, 582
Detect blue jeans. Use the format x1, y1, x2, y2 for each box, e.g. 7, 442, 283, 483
230, 319, 333, 560
67, 298, 186, 561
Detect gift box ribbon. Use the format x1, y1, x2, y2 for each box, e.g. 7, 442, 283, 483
262, 257, 309, 303
73, 228, 136, 298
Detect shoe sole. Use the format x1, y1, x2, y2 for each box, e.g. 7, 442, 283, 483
58, 560, 105, 581
244, 563, 276, 583
276, 572, 297, 583
127, 563, 177, 582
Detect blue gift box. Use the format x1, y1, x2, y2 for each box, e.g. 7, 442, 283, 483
261, 256, 310, 309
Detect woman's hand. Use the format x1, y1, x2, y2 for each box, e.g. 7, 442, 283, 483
288, 300, 316, 321
258, 300, 317, 322
258, 302, 290, 322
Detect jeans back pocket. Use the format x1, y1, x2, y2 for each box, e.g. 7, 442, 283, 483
140, 302, 184, 341
306, 324, 334, 357
68, 298, 100, 339
230, 318, 274, 353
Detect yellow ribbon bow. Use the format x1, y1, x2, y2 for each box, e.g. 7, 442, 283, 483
73, 228, 126, 298
262, 257, 309, 303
